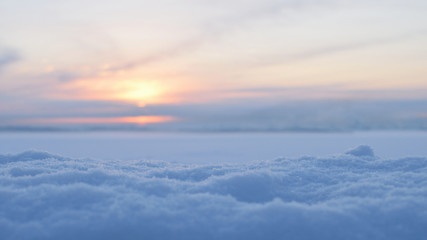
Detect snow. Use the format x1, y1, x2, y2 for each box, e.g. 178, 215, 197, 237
345, 145, 375, 157
1, 131, 427, 163
1, 146, 427, 239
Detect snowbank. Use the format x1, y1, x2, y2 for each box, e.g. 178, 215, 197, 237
1, 146, 426, 239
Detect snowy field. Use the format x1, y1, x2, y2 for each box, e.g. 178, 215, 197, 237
1, 131, 427, 163
1, 132, 427, 239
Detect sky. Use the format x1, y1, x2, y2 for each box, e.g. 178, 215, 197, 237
0, 0, 427, 130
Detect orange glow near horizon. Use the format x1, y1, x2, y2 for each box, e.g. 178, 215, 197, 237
16, 116, 176, 125
57, 76, 180, 107
44, 67, 427, 108
45, 73, 427, 108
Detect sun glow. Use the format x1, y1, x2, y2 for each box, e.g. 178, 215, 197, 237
112, 81, 164, 107
59, 77, 175, 107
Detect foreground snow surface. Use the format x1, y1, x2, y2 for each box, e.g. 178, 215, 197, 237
1, 146, 426, 240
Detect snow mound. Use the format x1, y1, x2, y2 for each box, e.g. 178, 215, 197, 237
0, 147, 426, 239
345, 145, 375, 157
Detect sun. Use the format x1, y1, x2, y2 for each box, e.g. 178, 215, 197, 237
59, 77, 172, 107
112, 81, 165, 107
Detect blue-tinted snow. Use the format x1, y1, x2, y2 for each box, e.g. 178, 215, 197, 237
1, 146, 426, 239
345, 145, 375, 157
1, 131, 427, 163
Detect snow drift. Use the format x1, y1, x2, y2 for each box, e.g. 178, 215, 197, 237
1, 146, 426, 239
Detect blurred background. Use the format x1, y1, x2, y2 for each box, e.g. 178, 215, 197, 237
1, 0, 426, 132
1, 0, 426, 161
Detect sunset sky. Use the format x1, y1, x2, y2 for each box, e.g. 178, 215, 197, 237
1, 0, 426, 128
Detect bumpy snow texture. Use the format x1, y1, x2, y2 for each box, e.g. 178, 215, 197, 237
1, 145, 426, 240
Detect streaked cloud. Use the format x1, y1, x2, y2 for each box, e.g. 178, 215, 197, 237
0, 0, 426, 129
0, 48, 20, 72
247, 30, 427, 67
14, 115, 175, 126
108, 0, 333, 71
